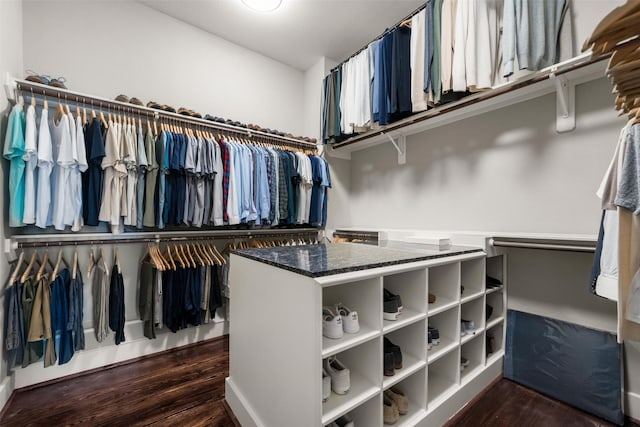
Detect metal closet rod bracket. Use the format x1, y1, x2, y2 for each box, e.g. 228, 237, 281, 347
550, 69, 576, 133
382, 132, 406, 165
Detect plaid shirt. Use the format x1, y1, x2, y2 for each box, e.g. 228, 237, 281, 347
218, 139, 230, 222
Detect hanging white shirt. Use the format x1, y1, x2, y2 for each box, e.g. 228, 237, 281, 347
50, 113, 74, 230
71, 114, 88, 231
410, 9, 429, 112
35, 108, 53, 229
22, 104, 38, 224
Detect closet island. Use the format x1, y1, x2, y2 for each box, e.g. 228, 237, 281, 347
226, 242, 506, 427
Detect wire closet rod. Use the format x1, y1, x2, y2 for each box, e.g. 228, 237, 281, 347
490, 239, 596, 253
9, 77, 318, 151
330, 1, 429, 73
9, 228, 321, 249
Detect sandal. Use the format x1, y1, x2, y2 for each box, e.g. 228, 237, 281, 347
48, 77, 67, 89
25, 70, 51, 85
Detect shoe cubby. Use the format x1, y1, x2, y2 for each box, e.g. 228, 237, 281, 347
461, 298, 484, 344
428, 263, 460, 316
461, 257, 485, 303
386, 368, 427, 427
383, 269, 428, 333
486, 321, 505, 365
322, 339, 381, 425
336, 394, 381, 427
427, 306, 459, 364
460, 334, 484, 384
427, 348, 459, 410
486, 290, 505, 329
323, 277, 382, 357
486, 255, 505, 293
383, 322, 427, 389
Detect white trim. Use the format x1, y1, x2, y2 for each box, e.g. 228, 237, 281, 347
626, 390, 640, 420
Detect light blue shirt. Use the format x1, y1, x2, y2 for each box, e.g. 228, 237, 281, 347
3, 104, 26, 227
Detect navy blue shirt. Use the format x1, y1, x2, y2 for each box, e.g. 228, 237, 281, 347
82, 118, 105, 226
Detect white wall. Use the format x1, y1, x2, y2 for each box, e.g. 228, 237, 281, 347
348, 77, 623, 234
303, 57, 327, 140
22, 0, 305, 136
0, 0, 23, 410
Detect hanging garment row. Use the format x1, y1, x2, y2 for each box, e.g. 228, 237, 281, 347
322, 0, 573, 143
4, 246, 118, 370
585, 0, 640, 342
4, 236, 320, 370
3, 96, 331, 234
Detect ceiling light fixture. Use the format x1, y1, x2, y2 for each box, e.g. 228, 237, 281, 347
241, 0, 282, 12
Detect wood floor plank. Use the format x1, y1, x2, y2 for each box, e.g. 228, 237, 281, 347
3, 339, 637, 427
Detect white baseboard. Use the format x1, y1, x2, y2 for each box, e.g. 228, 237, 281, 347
627, 390, 640, 420
225, 377, 263, 427
0, 376, 14, 414
13, 319, 228, 389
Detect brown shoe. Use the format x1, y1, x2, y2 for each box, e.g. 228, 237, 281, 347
429, 293, 436, 303
383, 395, 400, 424
129, 97, 144, 106
385, 388, 409, 415
115, 94, 129, 103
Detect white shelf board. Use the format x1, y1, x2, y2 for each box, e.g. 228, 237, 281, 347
461, 289, 485, 304
383, 355, 426, 389
427, 372, 458, 411
427, 297, 458, 317
461, 327, 485, 345
461, 359, 484, 384
383, 309, 426, 334
322, 371, 380, 425
329, 54, 608, 156
427, 338, 458, 364
322, 328, 380, 358
485, 285, 504, 295
396, 403, 427, 427
487, 349, 505, 366
486, 316, 505, 330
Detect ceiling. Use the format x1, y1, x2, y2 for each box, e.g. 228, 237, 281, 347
140, 0, 424, 71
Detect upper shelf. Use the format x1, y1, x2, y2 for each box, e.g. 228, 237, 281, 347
326, 53, 608, 160
4, 74, 317, 150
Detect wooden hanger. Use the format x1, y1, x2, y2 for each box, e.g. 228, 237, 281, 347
36, 250, 49, 282
198, 243, 213, 266
183, 244, 195, 268
50, 248, 64, 283
8, 251, 25, 286
87, 248, 96, 276
172, 244, 185, 269
21, 250, 39, 283
72, 246, 78, 280
115, 246, 122, 274
54, 101, 65, 123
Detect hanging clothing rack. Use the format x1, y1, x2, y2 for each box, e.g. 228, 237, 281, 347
8, 228, 320, 250
5, 76, 318, 151
330, 1, 428, 73
490, 237, 596, 253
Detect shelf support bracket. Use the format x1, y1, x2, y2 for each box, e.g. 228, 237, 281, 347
551, 72, 575, 133
4, 72, 17, 103
383, 132, 406, 165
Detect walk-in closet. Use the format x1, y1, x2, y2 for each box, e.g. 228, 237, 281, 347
0, 0, 639, 426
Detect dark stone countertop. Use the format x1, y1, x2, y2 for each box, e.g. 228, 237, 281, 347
234, 242, 483, 278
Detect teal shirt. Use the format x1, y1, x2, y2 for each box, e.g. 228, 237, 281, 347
3, 104, 26, 227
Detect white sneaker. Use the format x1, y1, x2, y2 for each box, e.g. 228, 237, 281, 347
335, 303, 359, 334
324, 356, 350, 395
322, 368, 331, 402
323, 306, 343, 339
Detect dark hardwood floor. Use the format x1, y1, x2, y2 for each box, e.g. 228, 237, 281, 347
448, 378, 639, 427
0, 336, 236, 427
2, 338, 637, 427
